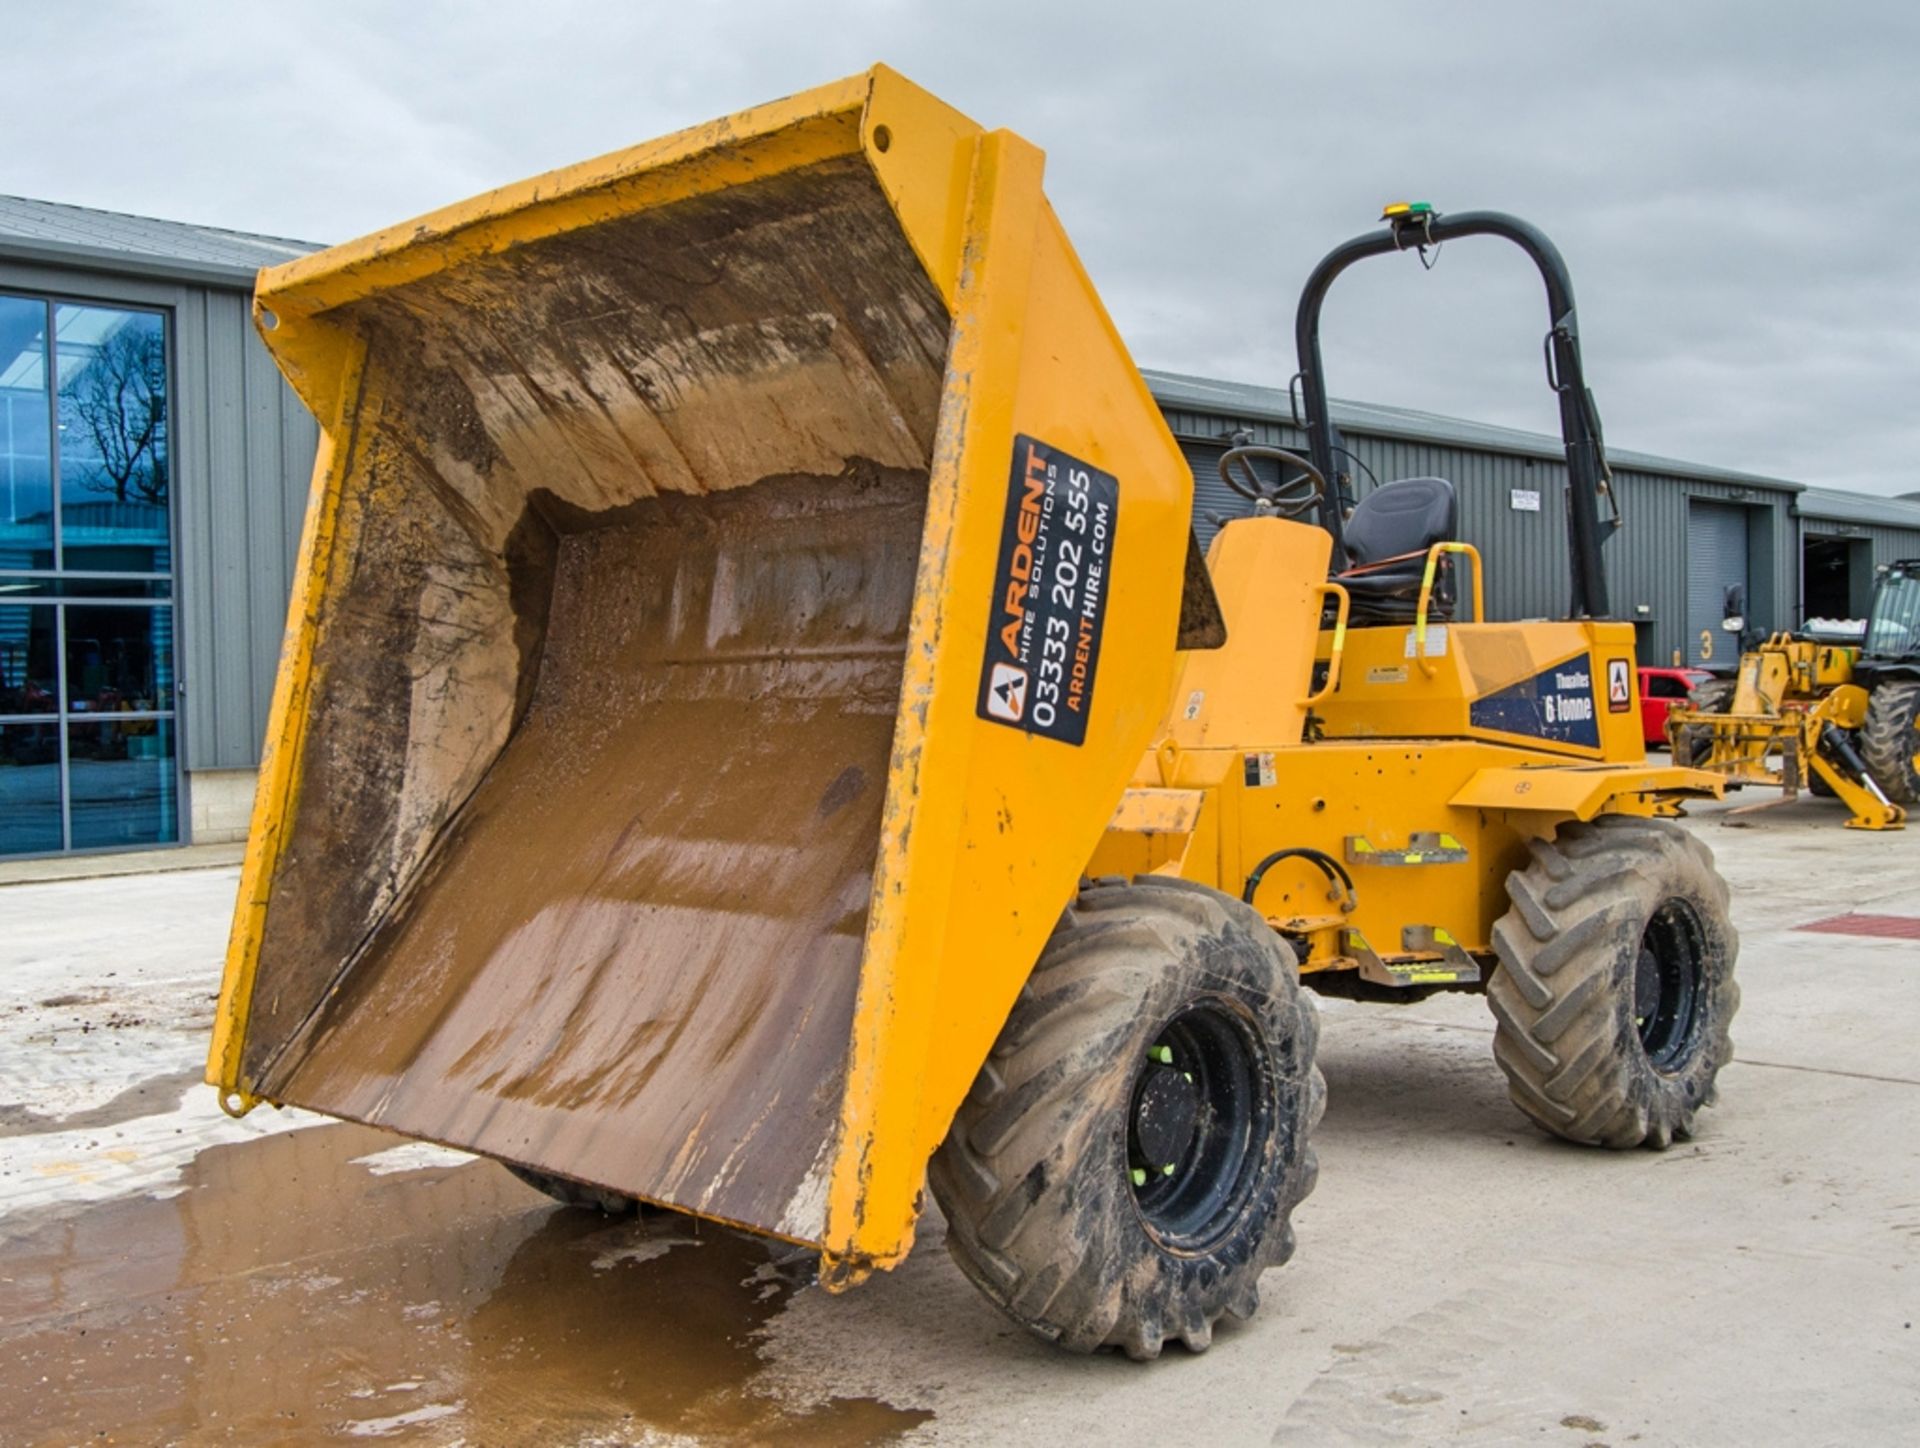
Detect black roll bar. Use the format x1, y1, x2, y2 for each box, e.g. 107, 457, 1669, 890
1293, 208, 1616, 620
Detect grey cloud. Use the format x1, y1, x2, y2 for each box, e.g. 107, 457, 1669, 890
11, 1, 1915, 493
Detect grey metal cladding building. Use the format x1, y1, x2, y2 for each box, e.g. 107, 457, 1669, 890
4, 196, 1919, 859
1796, 485, 1920, 620
0, 197, 318, 857
1147, 369, 1920, 671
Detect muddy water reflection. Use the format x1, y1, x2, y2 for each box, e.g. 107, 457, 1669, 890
0, 1123, 929, 1444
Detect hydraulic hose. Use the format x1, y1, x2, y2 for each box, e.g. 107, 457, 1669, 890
1243, 848, 1357, 914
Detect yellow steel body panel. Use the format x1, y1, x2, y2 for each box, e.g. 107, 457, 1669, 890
1724, 633, 1859, 712
1109, 787, 1207, 836
1449, 763, 1716, 817
1672, 707, 1802, 788
822, 125, 1195, 1279
1734, 639, 1803, 714
1313, 618, 1646, 761
1811, 644, 1862, 689
1167, 519, 1332, 750
1814, 684, 1905, 829
208, 67, 1194, 1283
1089, 516, 1725, 971
1090, 736, 1708, 969
1822, 682, 1870, 730
207, 354, 365, 1113
1093, 788, 1212, 877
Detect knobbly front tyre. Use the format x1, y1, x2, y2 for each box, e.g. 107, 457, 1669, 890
928, 876, 1324, 1360
1487, 816, 1739, 1149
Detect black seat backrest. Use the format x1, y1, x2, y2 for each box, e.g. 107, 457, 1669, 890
1342, 477, 1457, 568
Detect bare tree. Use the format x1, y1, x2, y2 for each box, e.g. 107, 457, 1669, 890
60, 324, 167, 504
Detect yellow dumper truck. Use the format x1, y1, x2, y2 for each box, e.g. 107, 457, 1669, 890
209, 67, 1739, 1358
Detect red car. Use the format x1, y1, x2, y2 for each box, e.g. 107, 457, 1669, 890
1637, 666, 1713, 748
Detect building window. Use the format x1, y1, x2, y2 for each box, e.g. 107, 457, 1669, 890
0, 293, 177, 856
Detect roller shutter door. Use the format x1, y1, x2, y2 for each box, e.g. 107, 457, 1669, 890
1686, 500, 1749, 667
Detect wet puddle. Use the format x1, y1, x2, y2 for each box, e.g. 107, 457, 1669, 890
0, 1067, 205, 1138
0, 1122, 931, 1445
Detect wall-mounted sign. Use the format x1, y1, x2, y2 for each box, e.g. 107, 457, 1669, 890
1509, 488, 1542, 513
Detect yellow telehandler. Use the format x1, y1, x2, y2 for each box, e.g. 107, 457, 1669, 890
1667, 562, 1920, 829
209, 67, 1739, 1359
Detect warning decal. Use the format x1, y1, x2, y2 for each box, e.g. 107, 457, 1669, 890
1469, 655, 1601, 748
1607, 658, 1633, 713
976, 435, 1117, 746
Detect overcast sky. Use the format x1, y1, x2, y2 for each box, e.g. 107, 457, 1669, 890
12, 2, 1919, 495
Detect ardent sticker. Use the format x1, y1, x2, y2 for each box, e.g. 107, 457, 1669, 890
1367, 665, 1409, 685
1243, 751, 1277, 788
977, 435, 1117, 746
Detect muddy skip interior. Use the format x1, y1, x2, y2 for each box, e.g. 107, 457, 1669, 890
241, 156, 953, 1245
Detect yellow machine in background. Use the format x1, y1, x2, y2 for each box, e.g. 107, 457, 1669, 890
209, 69, 1741, 1361
1668, 630, 1905, 830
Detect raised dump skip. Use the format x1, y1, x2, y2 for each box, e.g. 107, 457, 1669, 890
241, 160, 947, 1243
212, 67, 1198, 1275
264, 471, 935, 1240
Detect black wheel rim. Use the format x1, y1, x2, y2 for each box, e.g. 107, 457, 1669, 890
1126, 999, 1274, 1251
1634, 898, 1708, 1070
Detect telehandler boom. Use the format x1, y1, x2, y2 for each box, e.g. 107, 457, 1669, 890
210, 69, 1740, 1359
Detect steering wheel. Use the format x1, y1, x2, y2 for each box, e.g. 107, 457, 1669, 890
1217, 446, 1329, 520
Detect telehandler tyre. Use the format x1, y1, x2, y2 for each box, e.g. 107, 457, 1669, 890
503, 1164, 658, 1216
1862, 680, 1920, 805
1674, 678, 1735, 765
929, 876, 1323, 1360
1488, 817, 1738, 1149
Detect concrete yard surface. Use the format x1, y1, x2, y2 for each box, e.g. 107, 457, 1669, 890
1, 800, 1916, 1445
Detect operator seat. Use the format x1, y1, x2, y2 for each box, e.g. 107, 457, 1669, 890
1334, 477, 1458, 625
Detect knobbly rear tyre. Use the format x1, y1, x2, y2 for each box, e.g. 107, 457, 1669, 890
503, 1163, 658, 1216
929, 876, 1324, 1360
1675, 678, 1735, 766
1863, 680, 1920, 805
1488, 816, 1738, 1149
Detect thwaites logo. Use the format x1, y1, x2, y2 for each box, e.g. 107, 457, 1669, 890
1468, 654, 1601, 748
976, 435, 1118, 746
